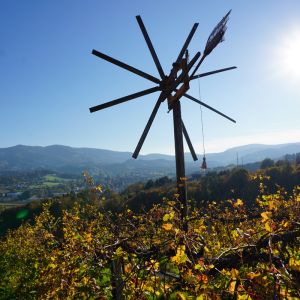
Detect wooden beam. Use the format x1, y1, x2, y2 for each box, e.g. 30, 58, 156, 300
172, 100, 188, 232
132, 92, 164, 158
183, 93, 236, 123
136, 15, 165, 79
89, 86, 160, 113
191, 66, 237, 80
92, 49, 160, 84
176, 23, 199, 64
182, 121, 198, 161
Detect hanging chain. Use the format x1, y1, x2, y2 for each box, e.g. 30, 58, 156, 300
197, 77, 206, 158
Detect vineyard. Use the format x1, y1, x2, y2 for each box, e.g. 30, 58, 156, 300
0, 175, 300, 299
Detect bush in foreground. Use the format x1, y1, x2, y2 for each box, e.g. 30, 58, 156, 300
0, 177, 300, 299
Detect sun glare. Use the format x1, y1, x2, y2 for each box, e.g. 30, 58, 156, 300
277, 30, 300, 81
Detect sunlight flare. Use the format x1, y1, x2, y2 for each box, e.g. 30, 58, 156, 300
277, 29, 300, 81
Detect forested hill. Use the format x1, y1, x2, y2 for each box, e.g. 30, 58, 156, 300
2, 159, 299, 237
0, 143, 299, 174
115, 159, 300, 212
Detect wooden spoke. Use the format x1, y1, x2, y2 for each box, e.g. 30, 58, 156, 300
182, 120, 198, 161
183, 93, 236, 123
176, 23, 199, 64
136, 15, 165, 79
92, 49, 160, 84
132, 92, 164, 158
89, 86, 160, 113
191, 66, 237, 80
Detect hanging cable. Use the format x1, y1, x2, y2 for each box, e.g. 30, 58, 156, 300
197, 77, 207, 170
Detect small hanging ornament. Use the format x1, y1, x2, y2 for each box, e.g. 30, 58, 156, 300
201, 156, 207, 169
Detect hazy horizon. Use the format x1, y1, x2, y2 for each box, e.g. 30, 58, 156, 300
1, 140, 299, 156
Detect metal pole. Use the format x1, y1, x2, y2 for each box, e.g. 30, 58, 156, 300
172, 100, 188, 232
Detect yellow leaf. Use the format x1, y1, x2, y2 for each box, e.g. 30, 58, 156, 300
171, 245, 189, 265
162, 223, 173, 231
289, 258, 300, 271
163, 212, 174, 222
177, 292, 187, 300
268, 200, 276, 210
49, 263, 57, 269
231, 268, 239, 279
115, 247, 125, 257
150, 259, 160, 271
265, 221, 272, 232
194, 219, 206, 234
231, 229, 239, 239
281, 220, 290, 229
95, 185, 102, 192
233, 199, 244, 207
163, 213, 170, 221
82, 276, 89, 285
247, 271, 261, 280
229, 280, 236, 294
204, 246, 210, 254
85, 233, 92, 243
221, 269, 231, 276
237, 294, 252, 300
261, 211, 272, 223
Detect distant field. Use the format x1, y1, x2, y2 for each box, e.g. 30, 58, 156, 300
0, 202, 26, 212
29, 174, 74, 189
43, 174, 72, 182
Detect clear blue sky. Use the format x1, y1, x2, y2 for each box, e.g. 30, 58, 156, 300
1, 0, 299, 154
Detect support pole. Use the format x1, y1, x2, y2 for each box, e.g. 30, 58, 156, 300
172, 100, 188, 232
111, 258, 125, 300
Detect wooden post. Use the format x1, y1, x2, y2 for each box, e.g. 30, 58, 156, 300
172, 100, 188, 232
111, 258, 125, 300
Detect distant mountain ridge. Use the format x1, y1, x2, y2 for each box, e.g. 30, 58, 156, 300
0, 143, 299, 175
206, 143, 300, 166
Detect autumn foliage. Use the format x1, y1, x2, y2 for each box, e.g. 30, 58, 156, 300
0, 175, 300, 299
